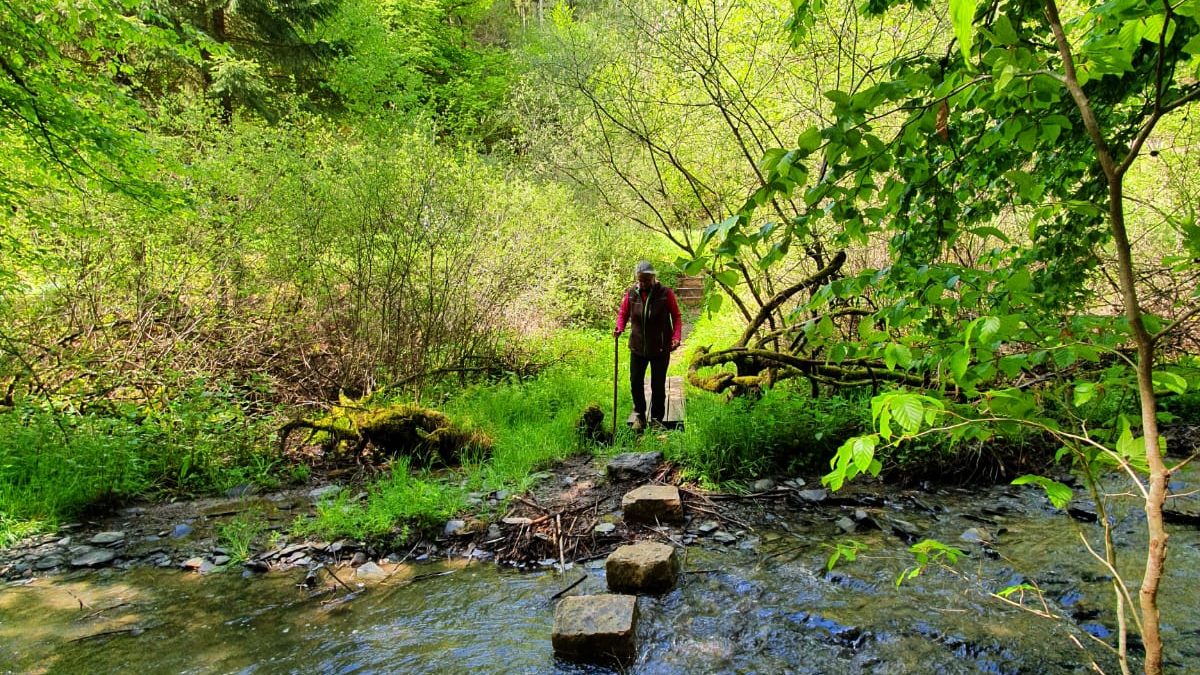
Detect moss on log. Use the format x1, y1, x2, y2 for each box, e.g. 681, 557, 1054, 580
280, 402, 491, 466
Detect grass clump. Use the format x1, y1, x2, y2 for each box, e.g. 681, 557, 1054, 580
295, 458, 466, 543
215, 511, 267, 565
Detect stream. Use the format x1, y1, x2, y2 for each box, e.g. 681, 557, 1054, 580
4, 465, 1200, 674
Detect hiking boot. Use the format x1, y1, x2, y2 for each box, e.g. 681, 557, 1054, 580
628, 412, 646, 431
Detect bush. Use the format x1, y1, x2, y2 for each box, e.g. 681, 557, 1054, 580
663, 387, 872, 487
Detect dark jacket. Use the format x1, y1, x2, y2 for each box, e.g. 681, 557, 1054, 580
619, 283, 681, 356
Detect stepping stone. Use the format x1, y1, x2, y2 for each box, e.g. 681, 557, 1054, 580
621, 485, 683, 523
552, 594, 638, 664
606, 542, 679, 594
606, 452, 663, 481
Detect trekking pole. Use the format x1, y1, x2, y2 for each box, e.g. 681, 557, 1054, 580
612, 332, 619, 441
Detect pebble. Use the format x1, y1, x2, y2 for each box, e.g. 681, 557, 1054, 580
444, 520, 467, 536
836, 517, 857, 533
181, 557, 205, 570
213, 555, 231, 566
355, 561, 388, 580
594, 523, 617, 535
752, 478, 776, 493
960, 527, 992, 544
712, 531, 738, 545
171, 524, 193, 539
796, 489, 828, 503
697, 520, 719, 534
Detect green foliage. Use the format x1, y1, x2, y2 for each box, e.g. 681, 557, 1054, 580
297, 458, 465, 542
215, 511, 267, 565
825, 539, 868, 572
664, 387, 871, 487
0, 383, 283, 548
897, 539, 964, 587
297, 329, 632, 542
1011, 475, 1073, 509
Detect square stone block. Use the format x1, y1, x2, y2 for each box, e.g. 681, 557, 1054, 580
606, 542, 679, 593
553, 594, 639, 664
621, 485, 683, 523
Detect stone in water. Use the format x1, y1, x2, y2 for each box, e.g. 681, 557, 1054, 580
552, 594, 638, 664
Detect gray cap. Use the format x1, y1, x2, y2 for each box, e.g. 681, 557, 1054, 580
635, 260, 657, 276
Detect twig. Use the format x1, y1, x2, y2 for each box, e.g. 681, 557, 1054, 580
550, 574, 588, 601
323, 564, 356, 592
69, 627, 143, 642
556, 515, 566, 577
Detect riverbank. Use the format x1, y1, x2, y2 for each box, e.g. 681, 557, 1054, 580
4, 451, 1200, 673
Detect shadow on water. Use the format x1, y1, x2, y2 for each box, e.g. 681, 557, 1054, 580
4, 466, 1200, 674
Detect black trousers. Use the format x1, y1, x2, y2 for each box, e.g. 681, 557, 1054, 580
630, 351, 670, 421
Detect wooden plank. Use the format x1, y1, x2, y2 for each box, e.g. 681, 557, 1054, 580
642, 376, 685, 426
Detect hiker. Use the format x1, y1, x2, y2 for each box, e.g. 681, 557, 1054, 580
613, 260, 682, 430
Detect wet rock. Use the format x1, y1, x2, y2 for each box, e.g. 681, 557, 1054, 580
226, 483, 257, 499
308, 485, 342, 502
960, 527, 992, 544
712, 531, 738, 545
621, 485, 683, 524
181, 557, 205, 570
796, 489, 828, 503
594, 522, 617, 535
836, 517, 857, 534
444, 519, 468, 536
351, 552, 368, 567
782, 478, 806, 489
355, 561, 388, 581
212, 555, 231, 566
885, 518, 921, 544
34, 556, 63, 571
1067, 506, 1098, 523
606, 452, 664, 481
606, 542, 679, 594
552, 594, 639, 664
752, 478, 776, 493
57, 537, 71, 547
70, 548, 116, 567
198, 561, 216, 574
696, 520, 719, 534
89, 531, 126, 546
171, 524, 193, 539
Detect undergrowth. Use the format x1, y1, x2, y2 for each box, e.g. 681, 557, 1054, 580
0, 383, 281, 546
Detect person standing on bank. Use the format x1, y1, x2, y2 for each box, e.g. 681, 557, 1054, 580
613, 261, 683, 430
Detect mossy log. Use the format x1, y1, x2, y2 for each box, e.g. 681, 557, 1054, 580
687, 345, 925, 396
280, 402, 491, 466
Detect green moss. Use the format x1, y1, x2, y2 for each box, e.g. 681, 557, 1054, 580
282, 402, 492, 466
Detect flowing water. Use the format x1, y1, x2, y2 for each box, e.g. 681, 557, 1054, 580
4, 467, 1200, 674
